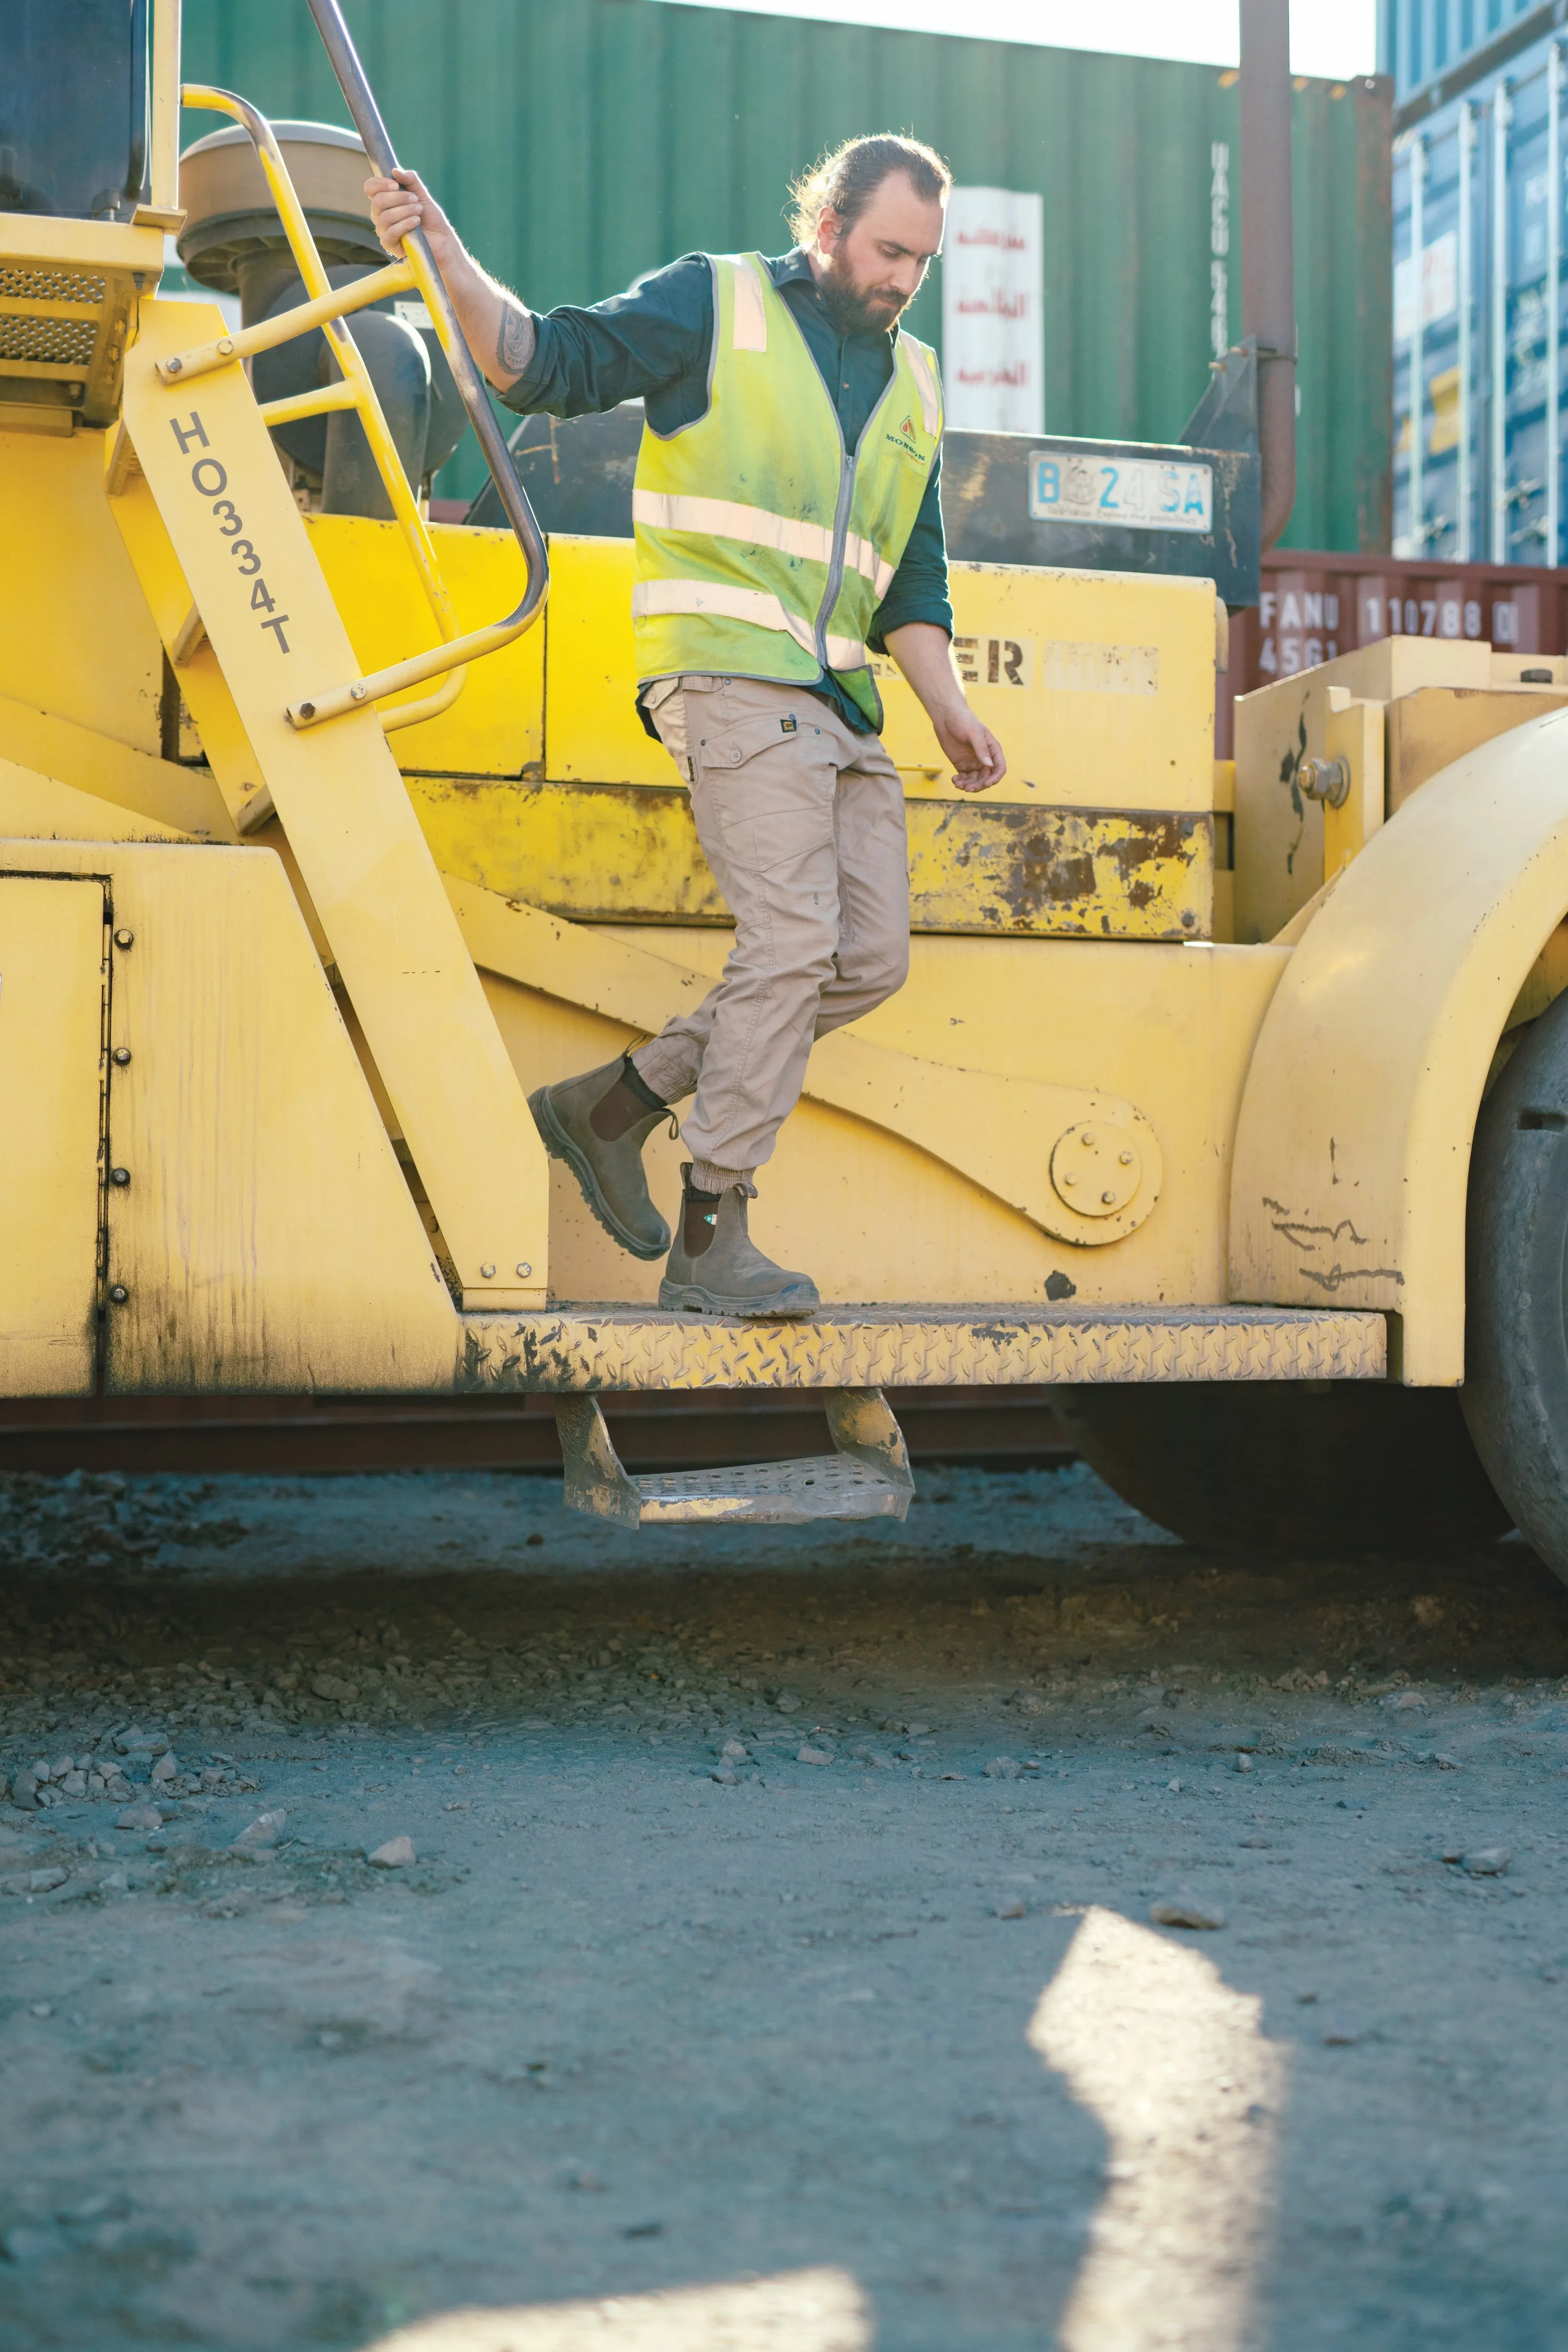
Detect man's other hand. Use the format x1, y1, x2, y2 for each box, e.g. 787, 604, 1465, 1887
931, 705, 1006, 793
365, 168, 455, 266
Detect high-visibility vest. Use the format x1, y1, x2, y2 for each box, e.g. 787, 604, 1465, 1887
630, 251, 943, 728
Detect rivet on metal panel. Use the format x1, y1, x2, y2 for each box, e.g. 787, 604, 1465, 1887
480, 1262, 496, 1277
112, 1047, 131, 1066
108, 1285, 129, 1304
109, 1168, 130, 1188
112, 929, 134, 950
516, 1262, 532, 1277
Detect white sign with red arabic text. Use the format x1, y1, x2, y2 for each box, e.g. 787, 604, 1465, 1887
941, 186, 1044, 436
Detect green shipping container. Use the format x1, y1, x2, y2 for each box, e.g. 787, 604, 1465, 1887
179, 0, 1393, 550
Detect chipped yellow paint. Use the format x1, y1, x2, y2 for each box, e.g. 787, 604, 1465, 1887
904, 801, 1212, 940
409, 776, 1212, 940
407, 775, 728, 925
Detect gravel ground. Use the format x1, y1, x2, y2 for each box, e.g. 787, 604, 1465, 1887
2, 1458, 1568, 2352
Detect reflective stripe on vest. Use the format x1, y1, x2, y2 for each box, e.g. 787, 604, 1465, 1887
630, 577, 868, 672
631, 489, 896, 597
731, 256, 768, 351
630, 251, 942, 724
904, 336, 941, 435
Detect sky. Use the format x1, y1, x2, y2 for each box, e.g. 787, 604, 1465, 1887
658, 0, 1379, 78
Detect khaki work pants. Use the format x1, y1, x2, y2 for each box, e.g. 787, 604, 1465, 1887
630, 674, 910, 1189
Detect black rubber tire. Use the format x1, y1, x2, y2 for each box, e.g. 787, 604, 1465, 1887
1462, 985, 1568, 1582
1055, 1380, 1510, 1557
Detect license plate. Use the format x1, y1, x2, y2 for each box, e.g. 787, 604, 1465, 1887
1029, 453, 1214, 535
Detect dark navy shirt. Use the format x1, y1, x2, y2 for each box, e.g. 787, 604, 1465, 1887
501, 247, 952, 735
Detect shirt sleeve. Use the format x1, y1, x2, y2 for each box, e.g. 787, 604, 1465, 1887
500, 252, 714, 421
867, 449, 953, 650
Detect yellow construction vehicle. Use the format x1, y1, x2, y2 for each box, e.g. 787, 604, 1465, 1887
5, 0, 1568, 1571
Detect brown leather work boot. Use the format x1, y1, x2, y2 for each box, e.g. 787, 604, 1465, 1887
658, 1166, 820, 1318
528, 1057, 672, 1260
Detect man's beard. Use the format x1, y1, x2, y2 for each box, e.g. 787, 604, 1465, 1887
816, 251, 908, 338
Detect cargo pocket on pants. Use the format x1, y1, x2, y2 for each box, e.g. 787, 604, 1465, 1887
690, 709, 828, 869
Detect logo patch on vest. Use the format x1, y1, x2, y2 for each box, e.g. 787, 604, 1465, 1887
886, 419, 927, 462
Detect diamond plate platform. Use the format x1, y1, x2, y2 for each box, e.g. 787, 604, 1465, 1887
460, 1304, 1387, 1394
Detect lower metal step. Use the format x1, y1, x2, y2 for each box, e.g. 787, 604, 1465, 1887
555, 1388, 916, 1526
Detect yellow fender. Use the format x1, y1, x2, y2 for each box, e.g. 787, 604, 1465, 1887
1229, 707, 1568, 1385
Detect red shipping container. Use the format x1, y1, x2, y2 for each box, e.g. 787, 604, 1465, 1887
1218, 549, 1568, 757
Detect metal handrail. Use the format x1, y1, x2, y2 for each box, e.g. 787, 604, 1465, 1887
155, 11, 550, 735
297, 0, 549, 728
164, 86, 469, 733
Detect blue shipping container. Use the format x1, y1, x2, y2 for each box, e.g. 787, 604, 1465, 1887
1385, 0, 1568, 562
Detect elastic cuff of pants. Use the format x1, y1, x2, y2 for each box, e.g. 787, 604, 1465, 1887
629, 1042, 697, 1104
689, 1159, 758, 1198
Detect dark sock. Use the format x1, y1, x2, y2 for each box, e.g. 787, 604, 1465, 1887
619, 1057, 667, 1115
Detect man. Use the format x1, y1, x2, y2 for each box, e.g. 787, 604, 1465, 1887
367, 134, 1006, 1317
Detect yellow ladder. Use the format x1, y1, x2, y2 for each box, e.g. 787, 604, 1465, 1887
107, 10, 554, 1313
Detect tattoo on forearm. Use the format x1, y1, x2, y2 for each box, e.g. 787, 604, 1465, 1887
497, 299, 537, 380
